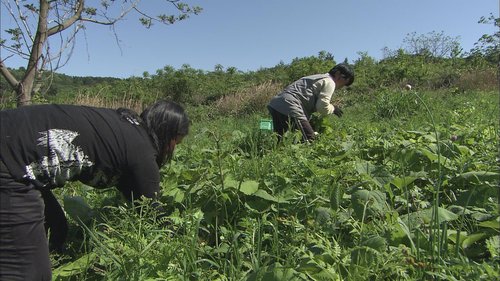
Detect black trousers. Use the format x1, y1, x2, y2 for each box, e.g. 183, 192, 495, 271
267, 106, 316, 142
0, 160, 52, 281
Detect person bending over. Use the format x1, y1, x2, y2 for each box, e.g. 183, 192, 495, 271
267, 63, 354, 142
0, 100, 189, 280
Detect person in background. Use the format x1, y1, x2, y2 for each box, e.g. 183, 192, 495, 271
0, 100, 189, 280
267, 63, 355, 142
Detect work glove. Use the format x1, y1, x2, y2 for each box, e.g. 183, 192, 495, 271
333, 106, 343, 117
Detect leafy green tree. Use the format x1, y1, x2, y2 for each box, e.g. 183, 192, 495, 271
352, 51, 379, 93
0, 0, 201, 107
470, 13, 500, 64
285, 51, 336, 82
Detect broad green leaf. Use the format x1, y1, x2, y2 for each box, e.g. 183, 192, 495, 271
447, 229, 469, 245
355, 160, 376, 175
478, 219, 500, 230
447, 205, 472, 215
419, 147, 439, 162
457, 171, 499, 183
422, 133, 437, 142
471, 212, 496, 222
355, 160, 393, 187
390, 176, 418, 189
245, 200, 271, 212
239, 180, 259, 195
406, 130, 428, 136
361, 235, 387, 251
351, 189, 388, 220
401, 207, 459, 226
52, 253, 97, 278
193, 209, 204, 222
165, 187, 185, 203
213, 242, 231, 254
432, 207, 458, 223
373, 172, 393, 188
433, 207, 460, 222
456, 144, 474, 156
393, 148, 421, 169
462, 233, 488, 248
223, 175, 239, 189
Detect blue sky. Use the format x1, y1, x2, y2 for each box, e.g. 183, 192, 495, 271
1, 0, 498, 78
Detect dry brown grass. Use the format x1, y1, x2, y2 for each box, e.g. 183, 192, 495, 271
214, 81, 283, 116
456, 68, 499, 91
72, 92, 148, 113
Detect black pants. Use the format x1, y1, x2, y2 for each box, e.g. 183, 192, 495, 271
267, 106, 316, 142
0, 161, 52, 281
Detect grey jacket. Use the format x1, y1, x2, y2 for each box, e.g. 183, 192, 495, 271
268, 73, 336, 121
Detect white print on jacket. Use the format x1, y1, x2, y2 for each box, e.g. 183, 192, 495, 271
25, 129, 94, 186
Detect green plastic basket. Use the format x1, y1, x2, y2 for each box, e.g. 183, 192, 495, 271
259, 119, 273, 131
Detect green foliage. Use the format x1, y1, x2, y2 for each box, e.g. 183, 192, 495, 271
471, 13, 500, 64
285, 52, 336, 82
373, 89, 421, 119
2, 27, 499, 280
47, 88, 499, 280
2, 47, 497, 112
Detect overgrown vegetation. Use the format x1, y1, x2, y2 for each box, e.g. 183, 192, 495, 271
1, 47, 497, 113
1, 27, 499, 280
50, 87, 499, 280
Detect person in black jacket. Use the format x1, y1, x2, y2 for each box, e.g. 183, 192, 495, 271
0, 100, 189, 280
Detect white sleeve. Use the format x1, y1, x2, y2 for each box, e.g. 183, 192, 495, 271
315, 78, 336, 116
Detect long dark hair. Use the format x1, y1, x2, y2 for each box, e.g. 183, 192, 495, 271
117, 100, 189, 166
140, 100, 190, 165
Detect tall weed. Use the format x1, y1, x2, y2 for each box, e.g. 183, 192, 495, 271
374, 89, 421, 119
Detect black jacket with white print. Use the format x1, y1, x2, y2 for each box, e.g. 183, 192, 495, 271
0, 104, 161, 200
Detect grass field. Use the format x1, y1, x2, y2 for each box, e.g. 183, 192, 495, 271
51, 88, 499, 280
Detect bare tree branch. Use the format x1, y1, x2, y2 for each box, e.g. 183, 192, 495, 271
47, 0, 84, 36
0, 60, 20, 88
1, 0, 202, 106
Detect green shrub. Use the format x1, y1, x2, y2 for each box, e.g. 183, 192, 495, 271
374, 89, 421, 119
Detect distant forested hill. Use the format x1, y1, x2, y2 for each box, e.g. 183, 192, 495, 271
1, 67, 121, 101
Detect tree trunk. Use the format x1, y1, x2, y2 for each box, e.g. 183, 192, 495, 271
15, 1, 50, 107
14, 0, 85, 107
15, 81, 31, 107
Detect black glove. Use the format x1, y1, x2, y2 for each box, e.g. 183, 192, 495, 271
333, 106, 343, 117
